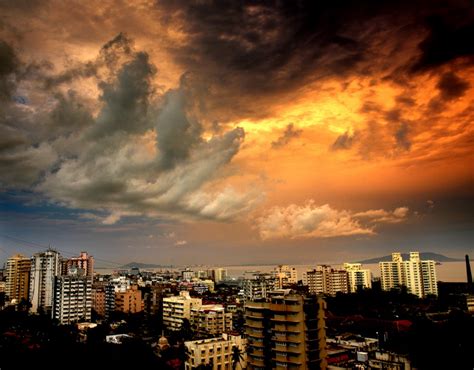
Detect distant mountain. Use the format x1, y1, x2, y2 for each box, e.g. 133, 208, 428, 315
120, 262, 166, 269
357, 252, 463, 264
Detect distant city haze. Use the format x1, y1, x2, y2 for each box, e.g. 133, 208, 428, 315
95, 261, 473, 283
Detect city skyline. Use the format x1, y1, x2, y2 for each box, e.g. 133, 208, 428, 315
1, 1, 473, 265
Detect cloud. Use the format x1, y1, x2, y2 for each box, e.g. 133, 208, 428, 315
0, 40, 18, 99
257, 201, 409, 240
436, 72, 470, 101
353, 206, 409, 224
271, 123, 302, 149
0, 35, 262, 224
331, 131, 356, 151
411, 13, 474, 72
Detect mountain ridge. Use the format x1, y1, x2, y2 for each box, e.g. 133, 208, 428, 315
357, 252, 463, 264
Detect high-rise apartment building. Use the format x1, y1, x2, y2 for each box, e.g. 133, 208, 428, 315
191, 304, 233, 336
303, 265, 349, 296
92, 286, 106, 317
343, 263, 372, 292
5, 254, 31, 303
163, 291, 202, 330
208, 268, 228, 283
242, 273, 277, 302
52, 267, 92, 324
29, 249, 61, 314
61, 251, 94, 277
245, 290, 327, 369
273, 265, 298, 289
379, 252, 438, 297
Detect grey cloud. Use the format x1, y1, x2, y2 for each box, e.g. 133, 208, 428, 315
395, 122, 411, 151
156, 87, 203, 169
271, 123, 302, 149
331, 131, 356, 151
0, 35, 261, 223
88, 51, 156, 139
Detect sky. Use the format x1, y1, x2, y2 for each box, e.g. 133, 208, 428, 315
0, 0, 473, 267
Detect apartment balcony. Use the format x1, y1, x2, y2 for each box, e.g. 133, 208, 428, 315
248, 355, 265, 368
271, 314, 300, 323
272, 345, 301, 355
246, 330, 265, 339
269, 303, 301, 313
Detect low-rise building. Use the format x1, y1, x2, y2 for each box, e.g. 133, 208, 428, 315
184, 334, 246, 370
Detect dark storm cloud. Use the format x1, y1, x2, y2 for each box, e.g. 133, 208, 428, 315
0, 39, 18, 99
271, 123, 302, 149
436, 71, 470, 101
88, 51, 156, 139
156, 0, 474, 121
412, 12, 474, 72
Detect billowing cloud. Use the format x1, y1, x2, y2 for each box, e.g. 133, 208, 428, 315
0, 35, 261, 223
257, 201, 409, 240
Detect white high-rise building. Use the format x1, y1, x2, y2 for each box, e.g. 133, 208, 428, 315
303, 265, 349, 296
53, 267, 92, 324
273, 265, 298, 288
29, 249, 61, 314
379, 252, 438, 298
163, 291, 202, 330
344, 263, 372, 292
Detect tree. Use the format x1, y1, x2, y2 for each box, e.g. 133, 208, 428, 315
231, 345, 244, 370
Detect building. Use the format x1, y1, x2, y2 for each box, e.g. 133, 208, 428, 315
245, 289, 327, 369
303, 265, 349, 296
144, 285, 162, 316
191, 304, 233, 336
163, 291, 202, 330
208, 268, 228, 283
115, 285, 143, 314
92, 287, 106, 317
61, 251, 94, 277
380, 252, 438, 298
273, 265, 298, 289
52, 267, 92, 324
29, 249, 61, 314
242, 273, 277, 302
105, 276, 131, 318
184, 334, 246, 370
344, 263, 372, 292
182, 268, 194, 281
5, 254, 31, 303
